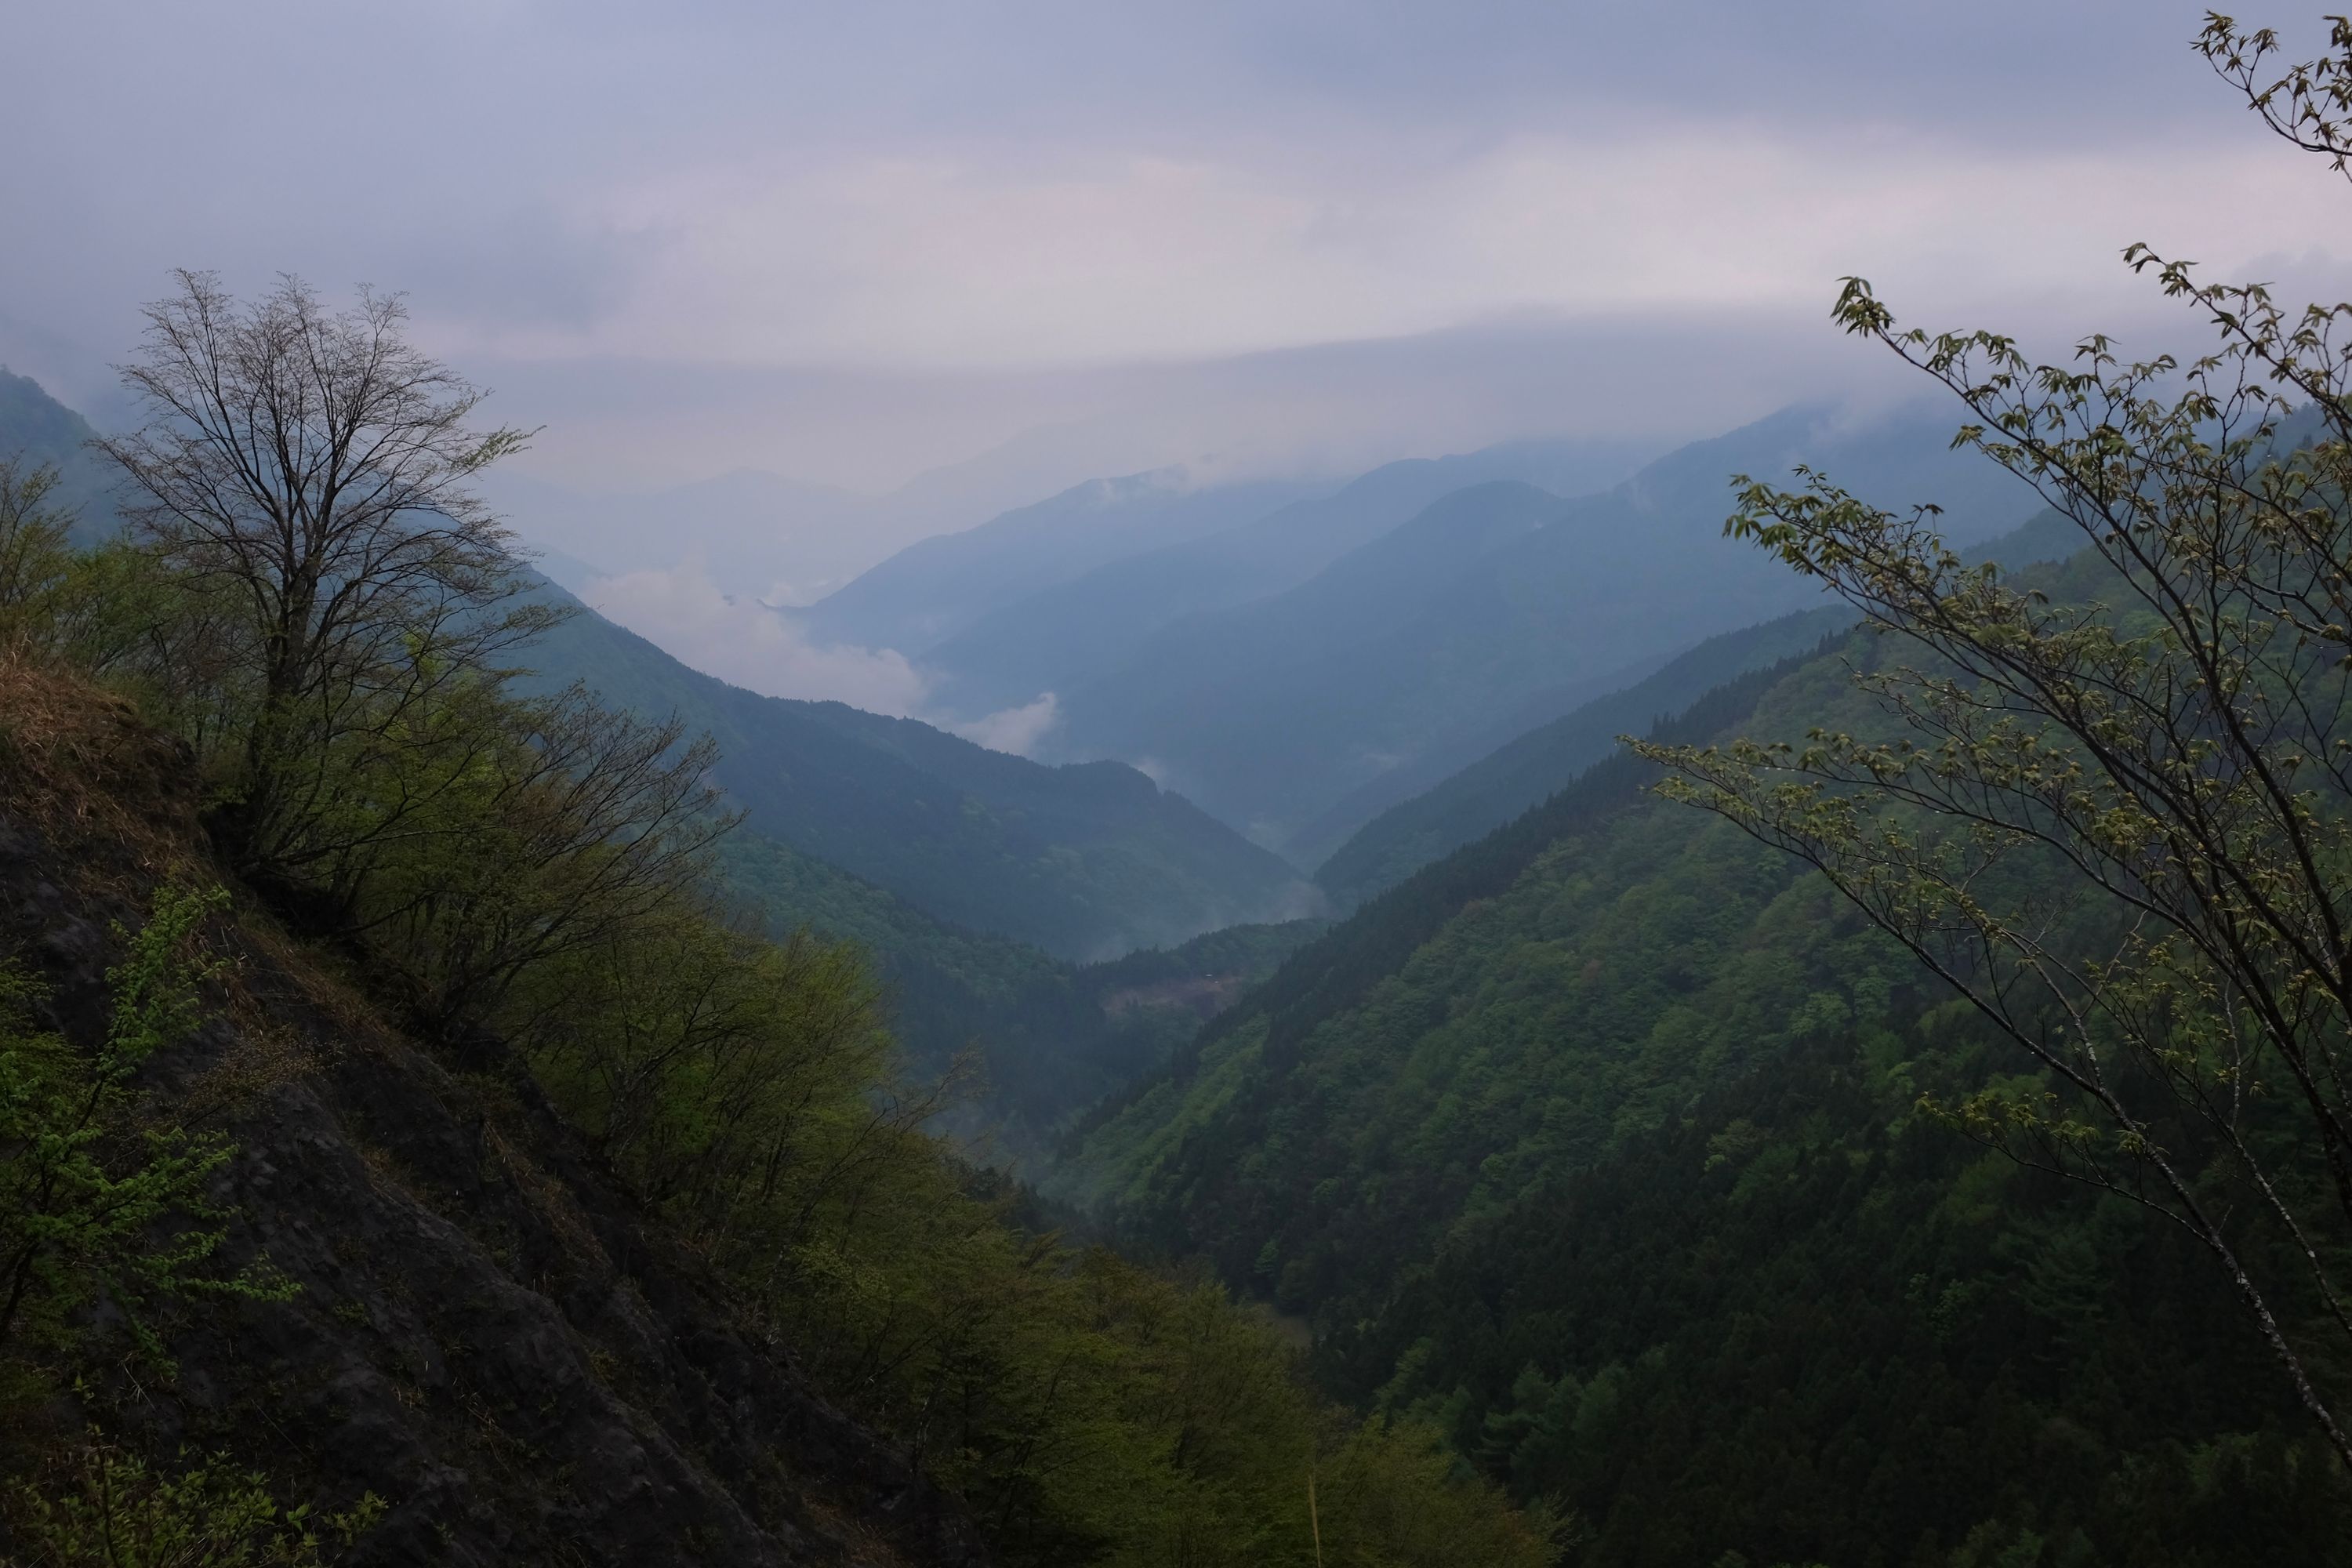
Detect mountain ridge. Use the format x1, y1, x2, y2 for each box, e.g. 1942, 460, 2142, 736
1042, 401, 2040, 851
799, 466, 1330, 655
521, 579, 1316, 961
914, 438, 1662, 721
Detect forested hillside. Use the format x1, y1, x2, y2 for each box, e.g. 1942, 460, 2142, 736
717, 823, 1320, 1151
1308, 506, 2089, 905
1063, 599, 2351, 1562
1308, 606, 1852, 902
527, 582, 1320, 961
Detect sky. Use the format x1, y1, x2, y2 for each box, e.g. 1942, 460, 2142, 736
5, 2, 2349, 710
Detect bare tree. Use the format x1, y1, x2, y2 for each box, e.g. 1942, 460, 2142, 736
96, 270, 564, 874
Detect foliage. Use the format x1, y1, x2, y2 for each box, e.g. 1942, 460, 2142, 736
1640, 11, 2352, 1468
0, 466, 194, 686
1065, 605, 2352, 1560
0, 886, 291, 1375
0, 459, 74, 642
5, 1437, 382, 1567
506, 878, 1552, 1564
510, 902, 910, 1232
342, 682, 733, 1029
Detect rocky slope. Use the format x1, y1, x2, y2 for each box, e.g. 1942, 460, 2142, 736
0, 664, 988, 1566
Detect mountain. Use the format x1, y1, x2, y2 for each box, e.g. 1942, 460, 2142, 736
915, 437, 1662, 721
1044, 401, 2042, 851
0, 366, 1323, 1159
0, 365, 118, 543
523, 582, 1315, 960
798, 466, 1330, 655
0, 368, 1308, 964
1300, 507, 2087, 905
1057, 567, 2346, 1563
1308, 605, 1856, 905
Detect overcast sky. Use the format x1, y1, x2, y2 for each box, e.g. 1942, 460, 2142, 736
8, 2, 2346, 498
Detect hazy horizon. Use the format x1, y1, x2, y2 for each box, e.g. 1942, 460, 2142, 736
8, 1, 2347, 716
10, 5, 2336, 485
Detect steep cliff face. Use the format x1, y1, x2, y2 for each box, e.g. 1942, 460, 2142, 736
0, 666, 989, 1566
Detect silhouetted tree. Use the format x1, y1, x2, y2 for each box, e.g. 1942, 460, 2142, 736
96, 270, 561, 875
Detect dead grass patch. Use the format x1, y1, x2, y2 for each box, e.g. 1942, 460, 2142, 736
487, 1124, 613, 1280
0, 654, 205, 887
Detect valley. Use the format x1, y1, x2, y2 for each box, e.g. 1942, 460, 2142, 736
6, 278, 2350, 1559
5, 9, 2352, 1564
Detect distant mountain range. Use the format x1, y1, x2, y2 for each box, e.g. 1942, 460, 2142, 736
797, 466, 1330, 655
924, 401, 2039, 854
907, 437, 1664, 724
16, 358, 2047, 884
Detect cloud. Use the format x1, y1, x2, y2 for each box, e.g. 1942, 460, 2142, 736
579, 561, 931, 714
578, 564, 1075, 761
947, 693, 1062, 758
538, 127, 2318, 375
8, 0, 2333, 506
13, 4, 2308, 386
